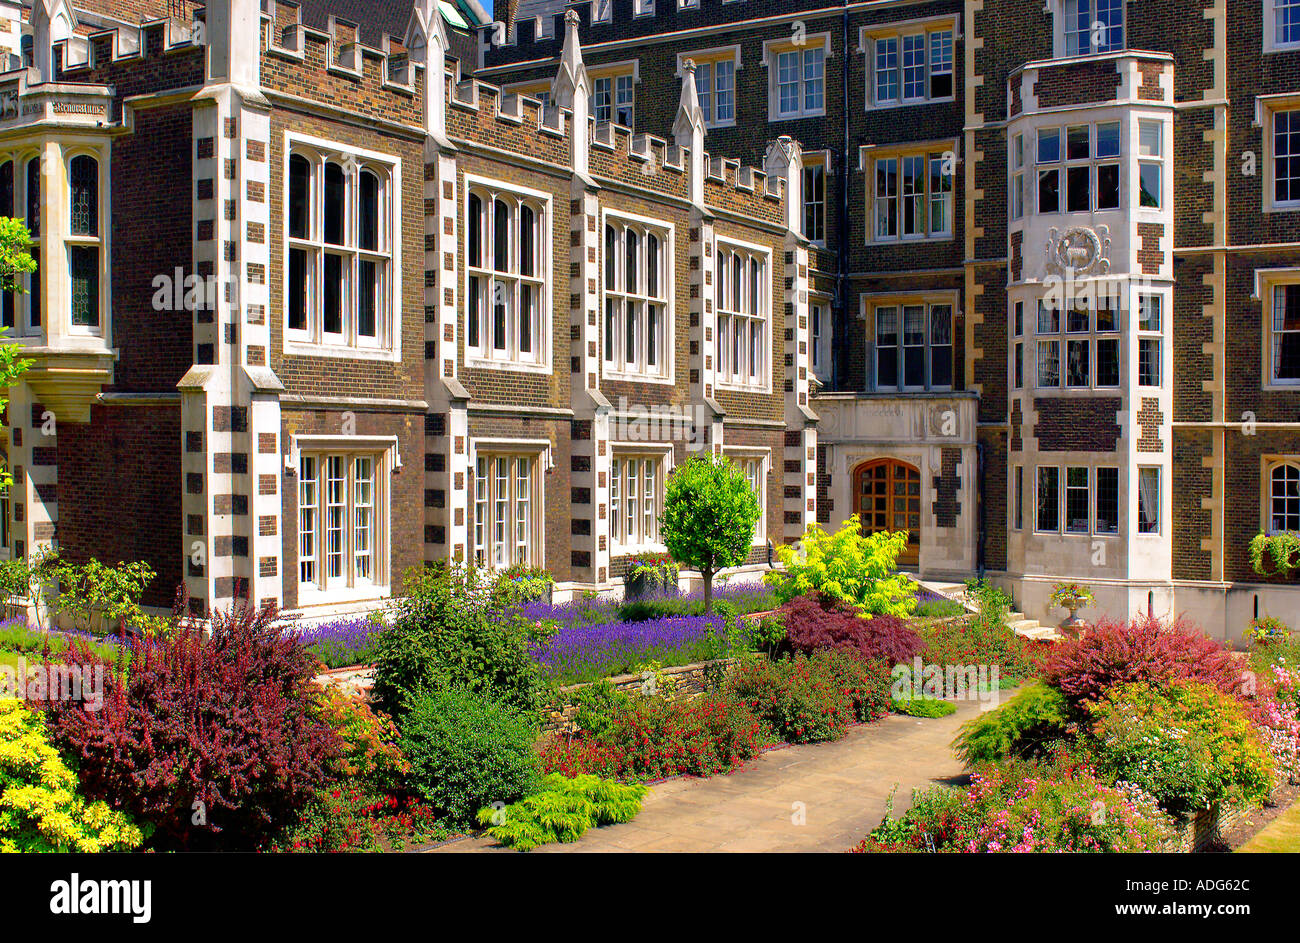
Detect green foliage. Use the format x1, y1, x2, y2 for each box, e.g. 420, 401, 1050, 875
964, 578, 1013, 624
954, 681, 1072, 765
371, 563, 544, 718
625, 554, 679, 598
1248, 634, 1300, 679
0, 619, 121, 664
44, 557, 156, 636
0, 700, 144, 852
490, 565, 554, 608
477, 773, 646, 851
912, 597, 966, 619
399, 685, 540, 829
0, 217, 35, 494
566, 678, 634, 741
766, 519, 917, 617
1245, 615, 1291, 647
1250, 531, 1300, 578
891, 695, 957, 718
1088, 681, 1275, 821
727, 649, 891, 743
1049, 582, 1095, 610
660, 457, 761, 612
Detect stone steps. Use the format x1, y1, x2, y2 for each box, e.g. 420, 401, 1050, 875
1007, 611, 1062, 643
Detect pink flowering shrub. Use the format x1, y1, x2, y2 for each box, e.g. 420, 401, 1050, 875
1245, 667, 1300, 785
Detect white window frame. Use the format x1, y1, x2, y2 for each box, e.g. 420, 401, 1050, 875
1271, 107, 1300, 210
1009, 132, 1025, 221
283, 133, 400, 361
863, 20, 956, 108
725, 449, 770, 546
469, 439, 549, 571
1259, 272, 1300, 388
464, 174, 552, 374
591, 64, 638, 126
602, 210, 674, 383
610, 447, 672, 554
1137, 293, 1163, 388
679, 48, 741, 129
764, 34, 830, 120
802, 152, 828, 245
1266, 0, 1300, 52
1136, 465, 1161, 536
1058, 0, 1125, 58
293, 436, 394, 605
714, 237, 772, 391
1136, 119, 1164, 211
1033, 121, 1122, 215
810, 299, 831, 381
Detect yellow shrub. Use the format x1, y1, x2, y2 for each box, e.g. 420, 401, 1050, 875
0, 700, 143, 853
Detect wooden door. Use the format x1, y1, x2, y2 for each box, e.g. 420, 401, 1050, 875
853, 459, 921, 568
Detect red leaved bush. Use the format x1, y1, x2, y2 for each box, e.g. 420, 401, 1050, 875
779, 592, 924, 666
1041, 614, 1243, 708
41, 600, 342, 851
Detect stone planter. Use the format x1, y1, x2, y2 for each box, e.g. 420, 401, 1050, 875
1057, 607, 1090, 640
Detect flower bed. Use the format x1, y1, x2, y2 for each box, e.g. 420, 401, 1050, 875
532, 614, 729, 685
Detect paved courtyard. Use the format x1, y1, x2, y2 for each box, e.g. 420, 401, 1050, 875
431, 697, 985, 853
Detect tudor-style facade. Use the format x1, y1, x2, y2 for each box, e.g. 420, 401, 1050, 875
481, 0, 1300, 641
0, 0, 815, 618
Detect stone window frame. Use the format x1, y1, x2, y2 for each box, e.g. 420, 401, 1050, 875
1255, 267, 1300, 390
858, 14, 958, 110
1033, 119, 1124, 216
1010, 464, 1023, 531
282, 131, 402, 363
801, 150, 829, 246
469, 437, 552, 572
0, 149, 43, 338
290, 434, 397, 607
724, 446, 771, 546
1261, 456, 1300, 533
1030, 290, 1126, 395
862, 290, 958, 393
463, 173, 553, 376
810, 295, 832, 383
502, 80, 552, 110
860, 138, 958, 245
714, 235, 773, 393
676, 47, 741, 130
1256, 94, 1300, 213
1032, 463, 1118, 538
601, 207, 675, 385
1265, 0, 1300, 53
609, 443, 674, 555
761, 32, 832, 122
1136, 464, 1161, 536
1050, 0, 1126, 60
65, 148, 106, 337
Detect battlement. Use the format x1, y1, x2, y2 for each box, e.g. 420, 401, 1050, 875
53, 14, 201, 77
261, 0, 419, 97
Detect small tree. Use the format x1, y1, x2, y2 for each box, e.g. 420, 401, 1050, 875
0, 216, 36, 491
765, 518, 916, 617
660, 456, 760, 614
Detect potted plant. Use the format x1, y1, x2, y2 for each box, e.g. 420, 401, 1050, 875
625, 554, 678, 600
1244, 615, 1291, 647
1049, 581, 1095, 640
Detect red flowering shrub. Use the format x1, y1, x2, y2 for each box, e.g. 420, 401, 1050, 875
541, 695, 764, 782
42, 601, 342, 851
1041, 614, 1242, 708
779, 592, 924, 666
728, 649, 892, 743
921, 613, 1041, 683
274, 787, 450, 853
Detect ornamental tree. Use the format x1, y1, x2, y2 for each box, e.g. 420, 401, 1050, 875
0, 216, 35, 491
660, 456, 761, 614
765, 518, 917, 617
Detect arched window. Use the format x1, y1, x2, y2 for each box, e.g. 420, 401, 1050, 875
285, 147, 393, 349
66, 155, 100, 331
1271, 463, 1300, 532
465, 186, 546, 365
70, 155, 97, 236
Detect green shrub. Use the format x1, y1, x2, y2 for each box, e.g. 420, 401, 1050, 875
913, 598, 966, 619
477, 773, 646, 850
954, 681, 1071, 765
1088, 681, 1274, 820
399, 686, 540, 829
727, 649, 889, 743
372, 563, 543, 717
891, 696, 957, 718
767, 519, 916, 616
0, 619, 121, 663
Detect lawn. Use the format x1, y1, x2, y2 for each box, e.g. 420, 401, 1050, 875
1237, 797, 1300, 853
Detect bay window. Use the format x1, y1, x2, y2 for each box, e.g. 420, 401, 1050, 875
298, 451, 385, 595
466, 184, 547, 367
604, 216, 669, 378
610, 453, 664, 551
1035, 465, 1120, 536
715, 242, 769, 388
286, 144, 394, 351
873, 301, 952, 391
472, 452, 539, 569
1035, 122, 1120, 214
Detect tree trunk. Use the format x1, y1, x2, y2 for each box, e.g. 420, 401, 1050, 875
703, 567, 714, 614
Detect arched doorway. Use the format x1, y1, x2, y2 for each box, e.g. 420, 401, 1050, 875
853, 459, 921, 569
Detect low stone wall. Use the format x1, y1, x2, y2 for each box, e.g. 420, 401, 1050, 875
1166, 778, 1293, 852
542, 658, 736, 736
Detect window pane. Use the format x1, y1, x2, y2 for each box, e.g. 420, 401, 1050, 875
1038, 169, 1060, 213
1067, 165, 1091, 211
324, 163, 345, 245
1096, 122, 1121, 158
1138, 467, 1160, 534
1138, 337, 1161, 386
1271, 464, 1300, 531
875, 37, 898, 102
299, 455, 317, 584
1066, 125, 1090, 161
323, 253, 343, 335
1066, 338, 1089, 386
1096, 338, 1120, 386
326, 456, 346, 580
70, 246, 99, 328
69, 155, 98, 236
1139, 162, 1161, 208
1097, 163, 1120, 209
1037, 467, 1060, 532
25, 158, 39, 238
290, 155, 311, 240
876, 306, 898, 388
358, 170, 379, 251
1095, 467, 1119, 535
468, 193, 483, 268
288, 249, 309, 332
493, 200, 509, 271
1037, 340, 1060, 387
1275, 285, 1300, 381
1037, 128, 1060, 164
353, 457, 373, 581
358, 260, 377, 338
1065, 467, 1089, 534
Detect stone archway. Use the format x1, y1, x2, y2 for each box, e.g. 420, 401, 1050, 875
852, 458, 921, 569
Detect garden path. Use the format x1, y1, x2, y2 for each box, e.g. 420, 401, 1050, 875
428, 697, 985, 853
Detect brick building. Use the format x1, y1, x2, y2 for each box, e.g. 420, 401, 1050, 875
0, 0, 817, 619
481, 0, 1300, 639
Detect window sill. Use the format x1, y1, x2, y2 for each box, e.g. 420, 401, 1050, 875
869, 97, 955, 110
867, 234, 954, 247
284, 340, 399, 363
296, 584, 391, 607
770, 111, 827, 122
715, 380, 772, 395
465, 355, 552, 375
1266, 201, 1300, 214
602, 367, 673, 385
